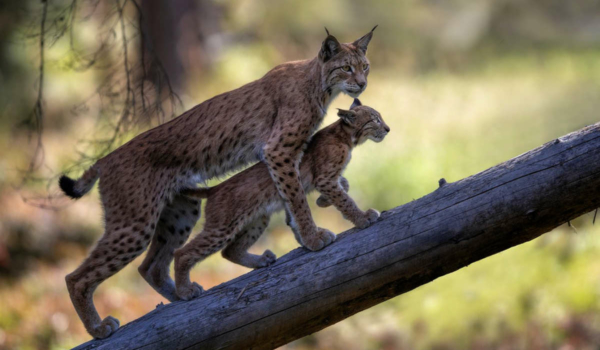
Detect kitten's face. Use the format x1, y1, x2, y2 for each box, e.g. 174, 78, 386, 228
337, 99, 390, 145
319, 29, 376, 98
351, 106, 390, 144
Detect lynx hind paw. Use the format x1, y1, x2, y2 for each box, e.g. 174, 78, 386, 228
256, 249, 277, 268
177, 282, 204, 301
90, 316, 120, 339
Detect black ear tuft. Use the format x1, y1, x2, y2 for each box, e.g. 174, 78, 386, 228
352, 26, 377, 54
337, 108, 357, 125
350, 98, 362, 109
319, 35, 342, 62
324, 27, 330, 36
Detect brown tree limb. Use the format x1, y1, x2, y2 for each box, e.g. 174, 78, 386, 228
73, 122, 600, 350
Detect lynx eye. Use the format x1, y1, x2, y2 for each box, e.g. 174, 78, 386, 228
341, 65, 351, 72
363, 63, 369, 70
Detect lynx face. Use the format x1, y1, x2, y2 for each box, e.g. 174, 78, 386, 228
324, 51, 370, 98
319, 27, 376, 98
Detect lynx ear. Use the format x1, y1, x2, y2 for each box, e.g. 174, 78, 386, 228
350, 98, 362, 109
352, 25, 378, 54
319, 31, 342, 62
337, 108, 357, 125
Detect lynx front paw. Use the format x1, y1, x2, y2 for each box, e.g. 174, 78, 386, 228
90, 316, 120, 339
176, 282, 204, 301
255, 249, 277, 268
355, 209, 380, 229
303, 228, 336, 251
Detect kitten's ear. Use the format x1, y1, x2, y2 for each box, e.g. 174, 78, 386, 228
337, 108, 357, 125
319, 29, 342, 62
350, 98, 362, 109
352, 25, 378, 54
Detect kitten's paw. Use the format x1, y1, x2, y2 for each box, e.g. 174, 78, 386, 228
303, 228, 336, 251
355, 209, 380, 229
316, 195, 332, 208
90, 316, 120, 339
256, 249, 277, 268
177, 282, 204, 301
365, 208, 380, 223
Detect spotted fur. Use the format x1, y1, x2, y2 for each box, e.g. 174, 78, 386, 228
174, 99, 389, 300
59, 28, 377, 339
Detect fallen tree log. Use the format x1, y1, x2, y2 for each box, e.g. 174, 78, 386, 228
74, 122, 600, 350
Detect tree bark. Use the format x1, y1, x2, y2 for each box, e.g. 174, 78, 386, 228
73, 122, 600, 350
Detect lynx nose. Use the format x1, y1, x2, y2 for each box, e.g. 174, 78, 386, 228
357, 82, 366, 89
384, 125, 390, 132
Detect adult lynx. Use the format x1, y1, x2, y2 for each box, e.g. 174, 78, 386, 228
60, 28, 376, 338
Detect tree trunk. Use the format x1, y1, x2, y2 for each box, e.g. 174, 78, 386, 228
73, 122, 600, 350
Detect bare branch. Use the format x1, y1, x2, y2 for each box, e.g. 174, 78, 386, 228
15, 0, 184, 208
74, 122, 600, 350
15, 0, 48, 189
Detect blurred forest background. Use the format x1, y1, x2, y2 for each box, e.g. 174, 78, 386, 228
1, 0, 600, 349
